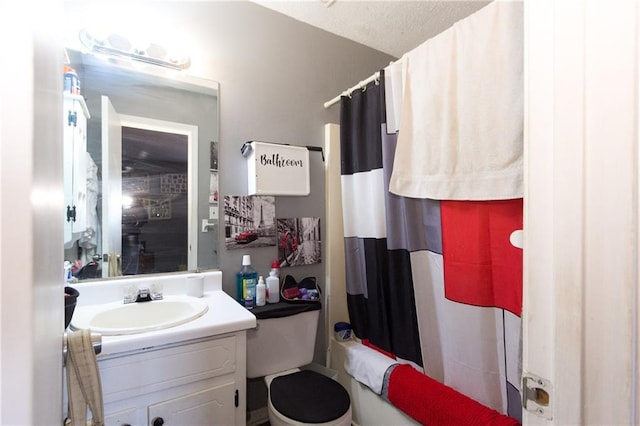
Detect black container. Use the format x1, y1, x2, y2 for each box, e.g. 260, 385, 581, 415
64, 286, 80, 329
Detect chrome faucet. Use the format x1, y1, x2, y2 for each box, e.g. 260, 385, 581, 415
124, 285, 163, 304
137, 287, 151, 302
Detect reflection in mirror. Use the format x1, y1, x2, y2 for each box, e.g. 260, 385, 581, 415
120, 126, 188, 276
64, 49, 220, 281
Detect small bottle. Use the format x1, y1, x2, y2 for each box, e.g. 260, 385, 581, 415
64, 260, 73, 282
271, 259, 280, 278
256, 276, 266, 307
236, 255, 258, 305
266, 261, 280, 304
63, 65, 80, 95
245, 288, 254, 310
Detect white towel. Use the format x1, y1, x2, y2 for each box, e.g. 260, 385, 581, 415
344, 342, 397, 395
389, 1, 524, 200
384, 57, 407, 134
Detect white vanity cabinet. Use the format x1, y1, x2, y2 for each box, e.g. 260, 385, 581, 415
99, 332, 247, 426
63, 93, 90, 247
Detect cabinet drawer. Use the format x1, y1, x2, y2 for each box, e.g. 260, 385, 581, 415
100, 336, 236, 403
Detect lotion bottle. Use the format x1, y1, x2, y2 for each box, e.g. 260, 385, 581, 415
266, 262, 280, 304
256, 276, 266, 307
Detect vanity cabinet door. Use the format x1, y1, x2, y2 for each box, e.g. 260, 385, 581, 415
98, 333, 246, 425
147, 381, 237, 426
63, 93, 89, 247
100, 335, 237, 403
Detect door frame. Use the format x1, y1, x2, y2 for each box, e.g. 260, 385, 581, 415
119, 114, 199, 271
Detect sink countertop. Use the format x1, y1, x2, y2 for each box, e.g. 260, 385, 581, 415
98, 290, 256, 356
68, 271, 257, 357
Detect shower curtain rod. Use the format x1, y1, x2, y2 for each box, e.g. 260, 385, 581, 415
323, 70, 381, 109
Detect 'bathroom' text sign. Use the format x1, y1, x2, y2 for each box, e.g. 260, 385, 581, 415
245, 141, 310, 196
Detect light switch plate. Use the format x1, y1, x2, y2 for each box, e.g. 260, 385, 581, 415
209, 206, 218, 219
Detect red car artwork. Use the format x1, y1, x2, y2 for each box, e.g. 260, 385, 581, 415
235, 230, 258, 244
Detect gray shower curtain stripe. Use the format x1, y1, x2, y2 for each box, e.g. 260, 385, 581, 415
340, 74, 423, 366
381, 123, 443, 254
343, 237, 367, 296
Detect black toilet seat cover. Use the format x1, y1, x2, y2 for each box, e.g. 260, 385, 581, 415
270, 370, 350, 423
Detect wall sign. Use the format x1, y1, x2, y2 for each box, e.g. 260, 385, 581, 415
243, 141, 310, 196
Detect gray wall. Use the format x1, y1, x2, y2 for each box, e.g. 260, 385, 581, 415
182, 1, 394, 294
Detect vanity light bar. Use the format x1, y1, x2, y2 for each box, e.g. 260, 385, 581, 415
88, 44, 191, 70
79, 28, 191, 71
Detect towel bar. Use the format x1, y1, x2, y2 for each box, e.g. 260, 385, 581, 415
62, 332, 102, 364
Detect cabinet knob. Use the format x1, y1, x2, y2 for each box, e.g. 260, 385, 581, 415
151, 417, 165, 426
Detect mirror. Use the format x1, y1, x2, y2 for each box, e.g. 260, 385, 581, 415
63, 49, 219, 281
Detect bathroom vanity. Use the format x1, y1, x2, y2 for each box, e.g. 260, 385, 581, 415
67, 271, 255, 426
100, 333, 244, 425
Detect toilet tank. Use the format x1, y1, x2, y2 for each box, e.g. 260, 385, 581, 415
246, 303, 321, 379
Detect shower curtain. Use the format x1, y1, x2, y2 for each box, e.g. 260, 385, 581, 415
340, 74, 523, 421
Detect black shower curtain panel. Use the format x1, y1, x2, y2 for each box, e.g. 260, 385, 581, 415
339, 76, 424, 366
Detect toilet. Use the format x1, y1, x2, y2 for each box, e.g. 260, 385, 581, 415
246, 303, 352, 426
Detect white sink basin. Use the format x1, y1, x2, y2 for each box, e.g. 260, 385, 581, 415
70, 295, 209, 336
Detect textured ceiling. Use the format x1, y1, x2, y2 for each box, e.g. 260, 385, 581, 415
250, 0, 491, 58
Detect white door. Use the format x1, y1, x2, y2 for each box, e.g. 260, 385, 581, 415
101, 96, 123, 278
1, 2, 65, 422
524, 0, 638, 424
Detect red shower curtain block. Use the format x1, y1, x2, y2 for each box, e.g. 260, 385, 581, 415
441, 199, 523, 316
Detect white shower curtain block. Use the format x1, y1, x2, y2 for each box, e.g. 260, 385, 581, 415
341, 170, 387, 239
409, 250, 518, 414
